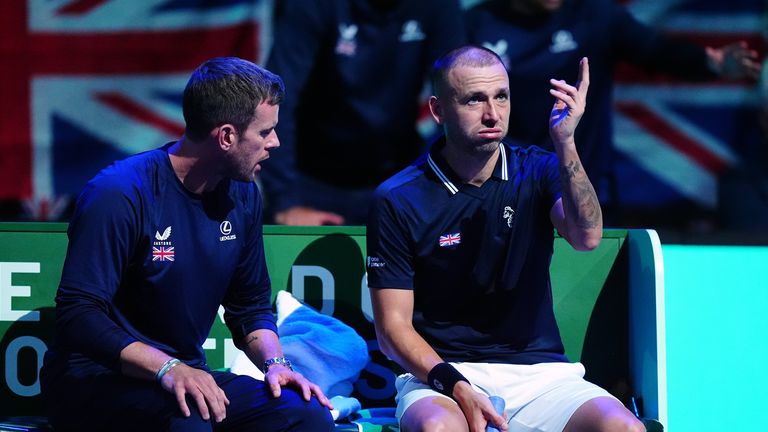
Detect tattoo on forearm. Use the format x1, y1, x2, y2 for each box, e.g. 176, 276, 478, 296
244, 334, 259, 346
560, 160, 580, 179
560, 161, 601, 229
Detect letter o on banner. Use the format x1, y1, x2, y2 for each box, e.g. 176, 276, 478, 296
5, 336, 47, 397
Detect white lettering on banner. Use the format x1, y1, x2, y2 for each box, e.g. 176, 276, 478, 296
5, 336, 47, 397
291, 266, 335, 315
202, 338, 238, 370
224, 339, 239, 368
203, 338, 216, 350
0, 262, 41, 322
360, 273, 373, 323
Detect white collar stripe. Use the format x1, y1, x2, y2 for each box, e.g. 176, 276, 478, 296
499, 143, 508, 181
427, 154, 458, 195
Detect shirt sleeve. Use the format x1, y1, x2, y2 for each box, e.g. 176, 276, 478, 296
366, 187, 415, 289
54, 179, 141, 370
222, 186, 277, 349
261, 0, 329, 213
536, 149, 562, 210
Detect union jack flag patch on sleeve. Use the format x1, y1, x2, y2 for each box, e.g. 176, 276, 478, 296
438, 233, 461, 247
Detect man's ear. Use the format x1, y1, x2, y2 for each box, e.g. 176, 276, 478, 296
217, 125, 236, 151
428, 95, 443, 125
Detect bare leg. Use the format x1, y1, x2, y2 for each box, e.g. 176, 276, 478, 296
400, 395, 470, 432
563, 396, 645, 432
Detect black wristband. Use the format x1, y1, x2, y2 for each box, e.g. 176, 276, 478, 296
427, 362, 469, 397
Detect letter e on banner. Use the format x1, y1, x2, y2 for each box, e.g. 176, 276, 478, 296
0, 262, 41, 322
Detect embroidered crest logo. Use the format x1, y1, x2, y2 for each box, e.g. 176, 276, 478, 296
219, 220, 236, 242
549, 30, 578, 53
503, 206, 515, 228
335, 23, 358, 56
155, 226, 171, 241
367, 256, 386, 268
153, 226, 174, 262
482, 39, 510, 69
438, 232, 461, 247
432, 379, 444, 391
399, 20, 425, 42
153, 226, 173, 246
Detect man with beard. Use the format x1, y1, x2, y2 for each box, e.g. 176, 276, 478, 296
367, 46, 643, 431
41, 57, 334, 432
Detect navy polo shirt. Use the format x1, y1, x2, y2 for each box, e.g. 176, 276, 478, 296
367, 138, 568, 364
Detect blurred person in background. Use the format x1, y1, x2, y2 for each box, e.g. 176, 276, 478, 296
718, 36, 768, 232
263, 0, 465, 225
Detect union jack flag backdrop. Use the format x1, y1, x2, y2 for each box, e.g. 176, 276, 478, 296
0, 0, 765, 226
0, 0, 271, 219
614, 0, 766, 225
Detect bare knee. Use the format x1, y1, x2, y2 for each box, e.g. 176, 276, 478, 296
602, 413, 646, 432
417, 414, 469, 432
565, 397, 646, 432
400, 396, 468, 432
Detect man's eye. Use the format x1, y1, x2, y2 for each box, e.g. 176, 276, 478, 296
467, 99, 480, 105
260, 129, 272, 138
496, 94, 508, 101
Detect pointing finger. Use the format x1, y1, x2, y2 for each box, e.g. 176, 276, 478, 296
578, 57, 590, 93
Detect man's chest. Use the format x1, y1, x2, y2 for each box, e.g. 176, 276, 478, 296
138, 198, 246, 279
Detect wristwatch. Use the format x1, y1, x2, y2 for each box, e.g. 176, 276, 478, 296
262, 357, 293, 373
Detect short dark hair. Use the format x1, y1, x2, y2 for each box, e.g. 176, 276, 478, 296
182, 57, 285, 140
430, 46, 505, 97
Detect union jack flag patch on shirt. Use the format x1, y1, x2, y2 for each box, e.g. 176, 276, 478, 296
152, 247, 175, 262
438, 233, 461, 247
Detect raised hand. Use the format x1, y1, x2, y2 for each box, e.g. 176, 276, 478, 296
707, 41, 761, 80
549, 57, 590, 148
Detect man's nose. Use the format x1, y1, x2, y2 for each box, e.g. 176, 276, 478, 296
483, 101, 500, 123
267, 134, 280, 150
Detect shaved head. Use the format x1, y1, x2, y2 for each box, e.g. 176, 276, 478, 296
431, 46, 506, 98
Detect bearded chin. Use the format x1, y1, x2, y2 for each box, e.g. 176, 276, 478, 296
473, 140, 500, 154
223, 154, 253, 183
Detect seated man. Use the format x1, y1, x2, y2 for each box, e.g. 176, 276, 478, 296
366, 46, 644, 431
41, 57, 334, 432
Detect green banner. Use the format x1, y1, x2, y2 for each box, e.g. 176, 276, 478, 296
0, 223, 628, 414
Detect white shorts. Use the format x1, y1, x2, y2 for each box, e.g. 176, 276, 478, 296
395, 362, 617, 432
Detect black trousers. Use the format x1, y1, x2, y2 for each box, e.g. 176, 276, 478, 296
45, 370, 334, 432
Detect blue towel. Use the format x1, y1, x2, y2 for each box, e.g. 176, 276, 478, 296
329, 395, 363, 421
276, 291, 370, 398
486, 396, 506, 432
